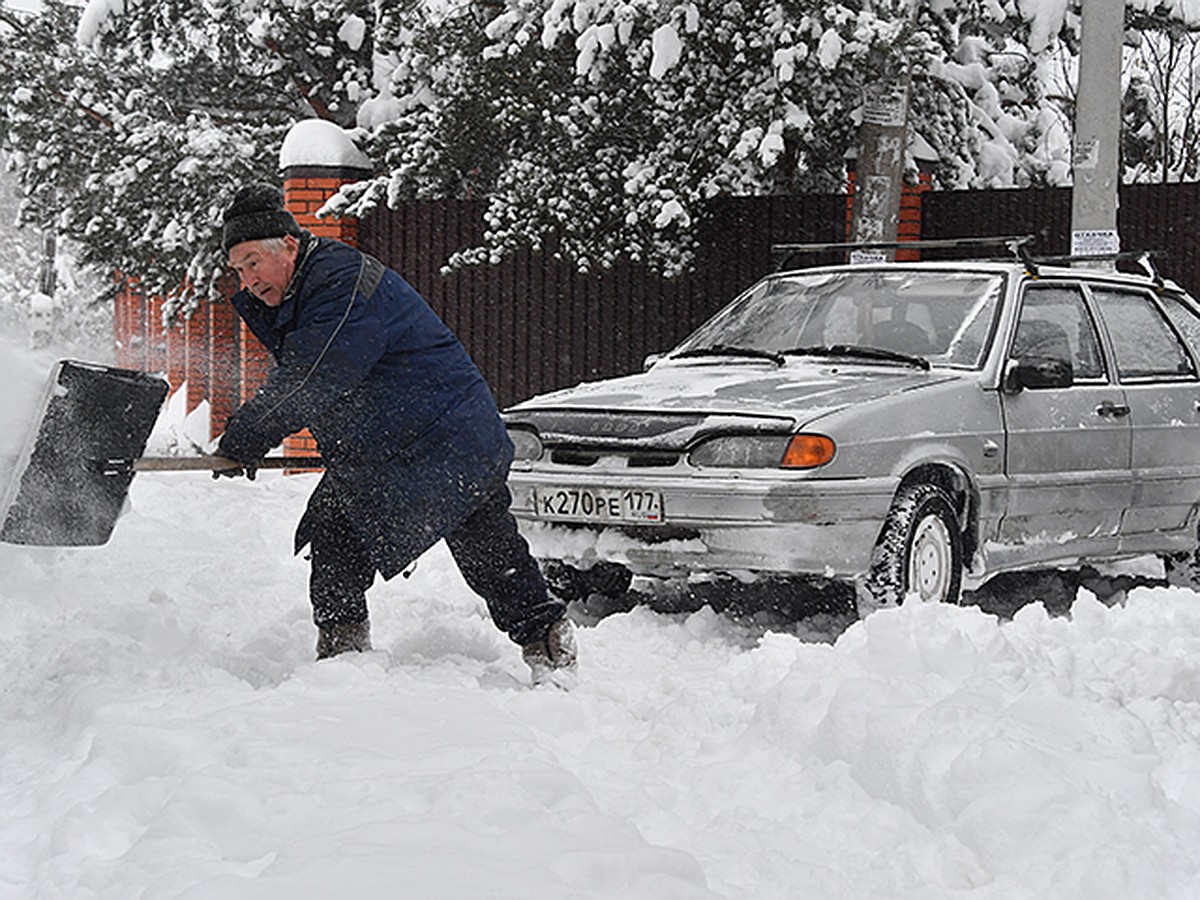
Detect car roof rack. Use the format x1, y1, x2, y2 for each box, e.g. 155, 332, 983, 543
770, 237, 1167, 289
770, 234, 1036, 271
1023, 249, 1166, 289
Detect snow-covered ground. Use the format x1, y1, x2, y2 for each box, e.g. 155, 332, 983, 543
5, 331, 1200, 899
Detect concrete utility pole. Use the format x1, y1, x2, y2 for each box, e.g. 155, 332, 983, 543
849, 74, 913, 253
1070, 0, 1124, 259
849, 1, 918, 260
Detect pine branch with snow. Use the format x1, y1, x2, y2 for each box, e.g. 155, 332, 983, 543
0, 0, 374, 317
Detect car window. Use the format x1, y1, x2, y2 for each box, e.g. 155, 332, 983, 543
1091, 286, 1196, 381
673, 270, 1005, 368
1158, 292, 1200, 369
1013, 284, 1106, 381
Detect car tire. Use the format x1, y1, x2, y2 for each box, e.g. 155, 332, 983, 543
861, 482, 964, 613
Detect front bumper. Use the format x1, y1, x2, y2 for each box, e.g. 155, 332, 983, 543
507, 469, 897, 579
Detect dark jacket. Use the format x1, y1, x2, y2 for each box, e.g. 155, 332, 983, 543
218, 234, 513, 578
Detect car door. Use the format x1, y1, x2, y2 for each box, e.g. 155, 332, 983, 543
1088, 285, 1200, 540
996, 282, 1131, 561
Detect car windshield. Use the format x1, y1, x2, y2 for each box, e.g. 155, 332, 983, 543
672, 269, 1006, 369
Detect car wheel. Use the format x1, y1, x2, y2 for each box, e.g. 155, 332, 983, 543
861, 482, 963, 613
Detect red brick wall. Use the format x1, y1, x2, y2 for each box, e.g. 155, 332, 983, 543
144, 295, 169, 376
183, 301, 210, 416
114, 277, 247, 441
114, 277, 145, 370
164, 292, 187, 392
207, 290, 242, 438
238, 323, 271, 406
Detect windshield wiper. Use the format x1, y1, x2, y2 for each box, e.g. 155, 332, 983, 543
783, 344, 930, 370
672, 345, 786, 366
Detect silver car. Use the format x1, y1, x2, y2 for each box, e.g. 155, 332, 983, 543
504, 260, 1200, 615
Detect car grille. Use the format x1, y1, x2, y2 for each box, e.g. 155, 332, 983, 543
550, 449, 681, 467
518, 411, 705, 441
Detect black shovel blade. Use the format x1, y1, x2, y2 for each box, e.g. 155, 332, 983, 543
1, 360, 169, 546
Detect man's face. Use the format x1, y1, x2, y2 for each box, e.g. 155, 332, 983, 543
228, 236, 300, 307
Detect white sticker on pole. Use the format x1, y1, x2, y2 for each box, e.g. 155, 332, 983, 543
861, 85, 908, 127
1071, 229, 1120, 257
1073, 138, 1100, 170
850, 249, 889, 265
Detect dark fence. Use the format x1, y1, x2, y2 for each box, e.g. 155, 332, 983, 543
361, 184, 1200, 409
923, 183, 1200, 295
360, 195, 844, 408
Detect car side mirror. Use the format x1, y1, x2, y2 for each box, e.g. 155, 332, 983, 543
1004, 357, 1074, 393
643, 352, 664, 371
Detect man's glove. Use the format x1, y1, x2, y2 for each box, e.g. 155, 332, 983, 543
207, 454, 257, 480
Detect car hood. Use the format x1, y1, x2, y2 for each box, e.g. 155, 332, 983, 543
505, 358, 961, 448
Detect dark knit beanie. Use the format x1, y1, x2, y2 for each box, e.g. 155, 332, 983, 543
221, 183, 303, 253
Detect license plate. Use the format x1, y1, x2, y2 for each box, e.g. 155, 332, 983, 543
533, 486, 663, 524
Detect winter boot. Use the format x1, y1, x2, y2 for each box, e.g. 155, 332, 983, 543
522, 617, 578, 687
315, 620, 372, 660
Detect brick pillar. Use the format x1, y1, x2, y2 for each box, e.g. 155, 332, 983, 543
896, 172, 931, 262
283, 170, 364, 245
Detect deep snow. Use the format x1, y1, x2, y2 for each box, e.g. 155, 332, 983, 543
4, 330, 1200, 899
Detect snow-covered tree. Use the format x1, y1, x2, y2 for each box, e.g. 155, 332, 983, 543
332, 0, 1063, 276
0, 150, 111, 351
0, 0, 373, 316
1122, 10, 1200, 182
4, 0, 1200, 297
1017, 2, 1200, 186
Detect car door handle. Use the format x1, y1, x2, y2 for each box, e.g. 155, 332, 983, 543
1095, 400, 1130, 419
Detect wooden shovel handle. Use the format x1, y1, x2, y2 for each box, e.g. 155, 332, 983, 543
131, 456, 325, 472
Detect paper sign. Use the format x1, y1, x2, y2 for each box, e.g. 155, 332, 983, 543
1071, 229, 1120, 256
850, 249, 889, 265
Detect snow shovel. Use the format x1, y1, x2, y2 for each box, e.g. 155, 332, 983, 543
1, 360, 322, 547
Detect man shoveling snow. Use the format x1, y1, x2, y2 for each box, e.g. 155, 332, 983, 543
213, 182, 576, 685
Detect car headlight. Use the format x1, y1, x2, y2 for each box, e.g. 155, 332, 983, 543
507, 427, 543, 461
688, 433, 835, 469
